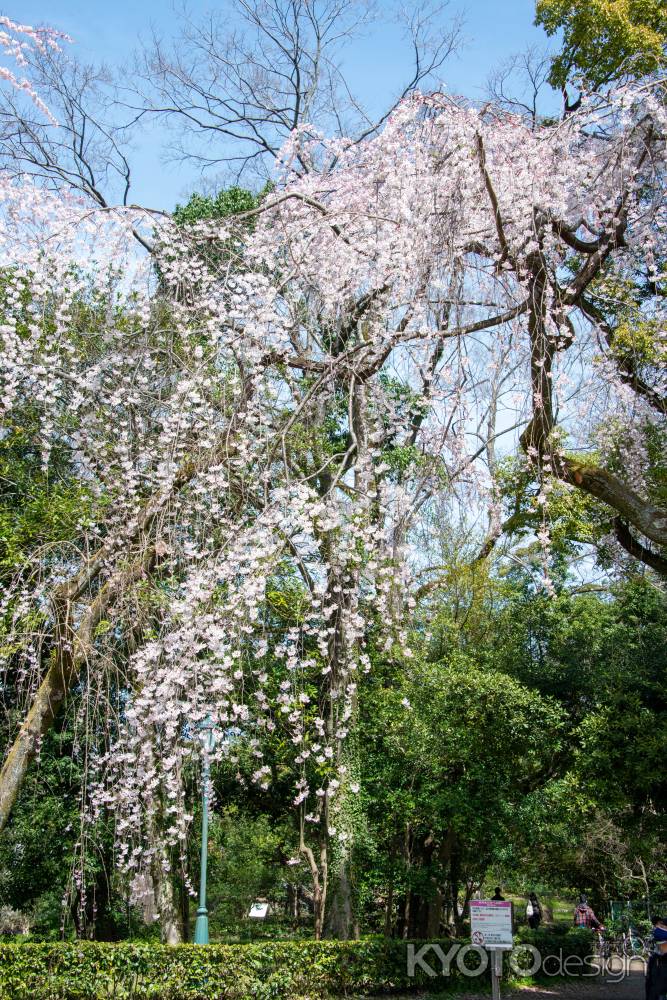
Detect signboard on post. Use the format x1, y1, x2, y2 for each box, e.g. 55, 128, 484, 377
470, 901, 513, 1000
469, 900, 514, 949
248, 901, 269, 919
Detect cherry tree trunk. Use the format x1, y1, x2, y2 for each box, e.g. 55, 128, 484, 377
0, 657, 73, 832
152, 842, 184, 945
324, 857, 356, 939
313, 885, 326, 941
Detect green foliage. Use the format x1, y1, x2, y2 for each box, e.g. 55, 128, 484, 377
172, 188, 261, 226
612, 317, 666, 370
0, 721, 125, 941
406, 564, 667, 899
0, 424, 99, 574
0, 730, 80, 913
0, 938, 463, 999
494, 454, 609, 566
205, 807, 290, 935
604, 416, 667, 510
472, 578, 667, 892
370, 657, 564, 829
162, 185, 270, 286
514, 925, 595, 972
536, 0, 667, 89
356, 652, 567, 931
0, 272, 111, 581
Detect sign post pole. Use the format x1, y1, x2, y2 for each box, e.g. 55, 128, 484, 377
491, 948, 502, 1000
470, 899, 513, 1000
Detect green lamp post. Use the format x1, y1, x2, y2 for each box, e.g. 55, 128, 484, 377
194, 715, 217, 945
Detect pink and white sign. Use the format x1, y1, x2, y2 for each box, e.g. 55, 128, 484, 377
470, 900, 514, 949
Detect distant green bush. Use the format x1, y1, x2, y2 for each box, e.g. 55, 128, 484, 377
513, 925, 596, 977
516, 924, 594, 952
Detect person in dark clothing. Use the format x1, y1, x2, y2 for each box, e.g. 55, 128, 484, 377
492, 887, 505, 901
646, 916, 667, 1000
527, 892, 542, 929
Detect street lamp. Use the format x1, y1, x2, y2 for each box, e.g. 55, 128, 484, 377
194, 715, 217, 945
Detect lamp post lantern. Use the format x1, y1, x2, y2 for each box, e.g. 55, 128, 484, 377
193, 715, 217, 945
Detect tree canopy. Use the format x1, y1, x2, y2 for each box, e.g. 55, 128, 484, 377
536, 0, 667, 90
0, 3, 665, 944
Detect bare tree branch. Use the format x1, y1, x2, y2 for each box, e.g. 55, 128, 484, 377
0, 44, 155, 250
486, 46, 552, 128
130, 0, 463, 179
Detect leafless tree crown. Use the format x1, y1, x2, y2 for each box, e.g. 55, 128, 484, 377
0, 0, 463, 207
131, 0, 463, 178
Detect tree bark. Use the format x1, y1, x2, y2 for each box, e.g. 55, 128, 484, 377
384, 877, 394, 938
313, 882, 326, 940
325, 855, 356, 939
558, 460, 667, 549
300, 826, 328, 940
286, 882, 299, 921
516, 247, 667, 571
180, 879, 191, 942
426, 891, 443, 939
451, 849, 465, 936
151, 841, 184, 945
0, 395, 249, 834
614, 519, 667, 574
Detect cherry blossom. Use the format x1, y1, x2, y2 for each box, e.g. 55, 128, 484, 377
0, 68, 665, 933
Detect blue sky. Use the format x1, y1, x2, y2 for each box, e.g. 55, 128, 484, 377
16, 1, 556, 210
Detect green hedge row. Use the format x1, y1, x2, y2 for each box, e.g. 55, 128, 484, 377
512, 926, 596, 976
0, 939, 454, 1000
0, 928, 596, 1000
515, 925, 594, 953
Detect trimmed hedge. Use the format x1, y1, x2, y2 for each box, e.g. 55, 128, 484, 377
0, 939, 460, 1000
512, 926, 596, 979
515, 925, 594, 956
0, 928, 597, 1000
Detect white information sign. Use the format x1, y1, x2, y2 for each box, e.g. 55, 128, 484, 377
248, 902, 269, 919
469, 900, 513, 949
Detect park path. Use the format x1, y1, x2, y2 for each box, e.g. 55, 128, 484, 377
364, 971, 646, 1000
457, 969, 645, 999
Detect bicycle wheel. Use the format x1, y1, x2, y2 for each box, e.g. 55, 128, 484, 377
623, 934, 646, 958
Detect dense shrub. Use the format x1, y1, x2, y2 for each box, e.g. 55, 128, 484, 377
0, 927, 598, 999
515, 925, 594, 954
513, 926, 596, 977
0, 939, 460, 1000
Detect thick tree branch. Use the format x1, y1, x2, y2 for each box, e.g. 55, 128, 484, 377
557, 459, 667, 549
614, 518, 667, 576
579, 296, 667, 415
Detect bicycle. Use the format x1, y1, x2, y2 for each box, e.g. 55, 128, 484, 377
595, 927, 612, 962
619, 926, 649, 959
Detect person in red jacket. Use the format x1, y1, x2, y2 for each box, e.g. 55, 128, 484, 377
573, 895, 602, 929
